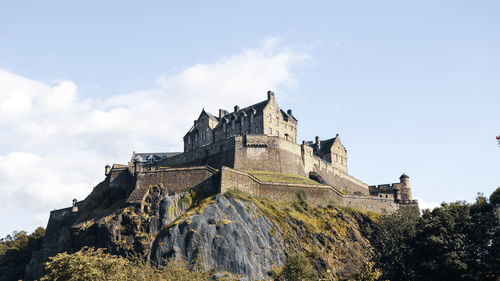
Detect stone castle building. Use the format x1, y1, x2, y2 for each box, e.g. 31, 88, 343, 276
124, 91, 418, 212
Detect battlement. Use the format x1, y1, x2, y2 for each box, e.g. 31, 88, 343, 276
96, 91, 418, 213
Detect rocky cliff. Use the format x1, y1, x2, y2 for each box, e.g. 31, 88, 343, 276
26, 178, 376, 280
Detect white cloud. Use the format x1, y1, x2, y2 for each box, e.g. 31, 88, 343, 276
414, 196, 441, 212
0, 38, 308, 235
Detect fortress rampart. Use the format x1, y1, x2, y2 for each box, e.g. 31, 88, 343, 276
53, 91, 418, 221
219, 167, 399, 213
152, 134, 371, 197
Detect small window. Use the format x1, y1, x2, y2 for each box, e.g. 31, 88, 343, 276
187, 137, 191, 144
268, 114, 272, 123
255, 127, 259, 134
241, 117, 245, 127
250, 114, 254, 124
195, 134, 198, 142
276, 131, 279, 137
268, 128, 272, 135
276, 116, 279, 125
231, 120, 235, 130
223, 123, 227, 132
336, 154, 338, 162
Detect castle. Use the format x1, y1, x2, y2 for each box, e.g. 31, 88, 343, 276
100, 90, 417, 213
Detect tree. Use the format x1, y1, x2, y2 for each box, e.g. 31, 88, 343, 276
368, 189, 500, 281
367, 208, 419, 280
41, 247, 211, 281
0, 227, 45, 281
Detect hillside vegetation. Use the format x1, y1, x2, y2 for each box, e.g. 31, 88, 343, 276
5, 185, 499, 281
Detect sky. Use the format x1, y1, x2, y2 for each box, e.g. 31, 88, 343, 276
0, 0, 499, 236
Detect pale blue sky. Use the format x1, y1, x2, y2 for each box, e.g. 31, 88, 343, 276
0, 1, 499, 235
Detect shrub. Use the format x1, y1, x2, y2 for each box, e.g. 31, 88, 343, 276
41, 247, 211, 281
273, 252, 317, 281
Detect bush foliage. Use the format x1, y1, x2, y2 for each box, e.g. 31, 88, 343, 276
41, 247, 212, 281
0, 227, 45, 281
367, 187, 500, 281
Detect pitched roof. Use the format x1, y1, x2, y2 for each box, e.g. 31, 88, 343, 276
202, 109, 219, 122
133, 152, 181, 162
280, 109, 297, 122
306, 136, 346, 155
213, 99, 269, 129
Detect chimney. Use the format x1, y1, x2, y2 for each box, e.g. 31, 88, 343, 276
315, 136, 320, 151
287, 109, 293, 116
315, 136, 320, 144
267, 90, 275, 100
219, 109, 228, 118
234, 105, 240, 112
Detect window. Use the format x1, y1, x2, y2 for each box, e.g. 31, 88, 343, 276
241, 117, 245, 127
194, 134, 198, 142
268, 128, 272, 134
231, 120, 235, 130
341, 156, 343, 165
268, 114, 272, 123
250, 114, 254, 124
336, 154, 338, 162
276, 116, 279, 125
276, 131, 279, 137
255, 127, 259, 134
223, 123, 227, 132
187, 137, 191, 144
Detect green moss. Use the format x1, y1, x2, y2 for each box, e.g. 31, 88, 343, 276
245, 170, 320, 185
223, 187, 375, 277
163, 196, 217, 230
215, 219, 234, 226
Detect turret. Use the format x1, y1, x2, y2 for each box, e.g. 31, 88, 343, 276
399, 173, 413, 201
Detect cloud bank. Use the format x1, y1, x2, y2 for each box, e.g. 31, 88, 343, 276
414, 197, 441, 212
0, 39, 308, 235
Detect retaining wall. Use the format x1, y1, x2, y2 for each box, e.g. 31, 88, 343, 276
220, 166, 399, 213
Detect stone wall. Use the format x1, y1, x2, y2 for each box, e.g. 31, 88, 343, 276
234, 135, 306, 177
220, 167, 399, 213
127, 166, 220, 209
149, 134, 371, 196
157, 137, 237, 169
106, 165, 133, 190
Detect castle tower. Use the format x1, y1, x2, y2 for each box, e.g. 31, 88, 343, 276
105, 164, 111, 176
399, 173, 413, 201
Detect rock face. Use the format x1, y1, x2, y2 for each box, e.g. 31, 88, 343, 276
25, 180, 374, 280
151, 195, 284, 280
25, 183, 284, 280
